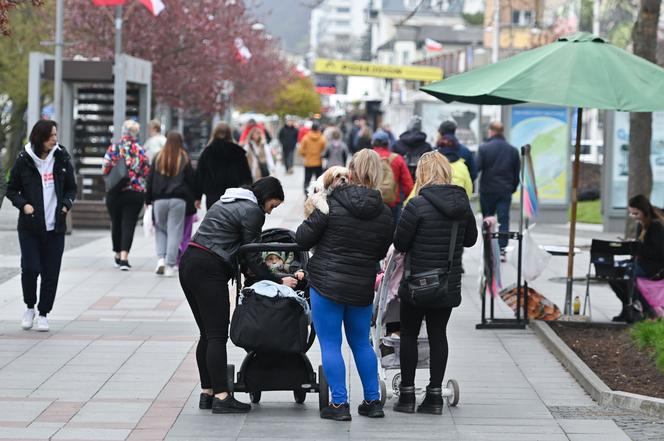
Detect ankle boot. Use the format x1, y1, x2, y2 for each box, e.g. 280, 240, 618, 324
393, 385, 416, 413
417, 386, 444, 415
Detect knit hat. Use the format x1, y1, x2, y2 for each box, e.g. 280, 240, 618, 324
407, 115, 422, 132
438, 120, 457, 136
263, 251, 285, 262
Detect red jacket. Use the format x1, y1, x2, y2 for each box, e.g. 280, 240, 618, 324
374, 147, 414, 207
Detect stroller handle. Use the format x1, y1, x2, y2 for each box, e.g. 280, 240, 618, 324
239, 243, 309, 254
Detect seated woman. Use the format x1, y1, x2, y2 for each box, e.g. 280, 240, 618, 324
610, 194, 664, 322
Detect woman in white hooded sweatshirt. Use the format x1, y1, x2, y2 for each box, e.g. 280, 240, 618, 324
6, 120, 77, 331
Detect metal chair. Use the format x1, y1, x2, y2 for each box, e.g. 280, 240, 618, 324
583, 239, 638, 319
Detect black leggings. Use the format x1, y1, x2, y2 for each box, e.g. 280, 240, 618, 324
304, 166, 323, 195
19, 230, 65, 316
179, 246, 233, 394
399, 301, 452, 389
106, 190, 144, 253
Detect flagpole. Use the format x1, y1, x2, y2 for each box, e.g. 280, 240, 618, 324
54, 0, 64, 124
114, 5, 122, 56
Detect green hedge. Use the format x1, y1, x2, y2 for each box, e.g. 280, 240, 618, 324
631, 319, 664, 373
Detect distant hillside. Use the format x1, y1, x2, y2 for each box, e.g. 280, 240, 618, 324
251, 0, 311, 55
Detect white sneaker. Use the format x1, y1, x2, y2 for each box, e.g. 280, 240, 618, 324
164, 266, 177, 278
36, 316, 49, 332
21, 309, 35, 330
155, 258, 165, 275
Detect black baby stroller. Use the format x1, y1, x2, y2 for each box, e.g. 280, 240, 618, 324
228, 228, 330, 408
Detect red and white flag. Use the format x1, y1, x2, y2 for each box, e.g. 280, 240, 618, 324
139, 0, 165, 16
92, 0, 165, 16
425, 38, 443, 52
234, 37, 252, 64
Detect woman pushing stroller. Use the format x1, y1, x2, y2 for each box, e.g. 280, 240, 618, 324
393, 151, 477, 414
179, 177, 298, 414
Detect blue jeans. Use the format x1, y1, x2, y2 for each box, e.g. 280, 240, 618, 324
480, 192, 512, 249
310, 288, 379, 404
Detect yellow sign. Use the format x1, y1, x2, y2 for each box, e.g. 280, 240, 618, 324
314, 58, 443, 82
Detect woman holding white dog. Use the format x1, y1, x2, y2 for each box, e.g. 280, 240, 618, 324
296, 149, 393, 421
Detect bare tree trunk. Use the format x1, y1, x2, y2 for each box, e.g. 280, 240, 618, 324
626, 0, 660, 237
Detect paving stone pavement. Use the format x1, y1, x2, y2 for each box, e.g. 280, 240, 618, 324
0, 167, 640, 440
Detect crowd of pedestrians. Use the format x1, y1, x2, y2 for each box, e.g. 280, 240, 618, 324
3, 112, 518, 420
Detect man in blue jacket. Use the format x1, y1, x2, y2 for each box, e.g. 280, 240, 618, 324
438, 120, 477, 185
476, 121, 521, 255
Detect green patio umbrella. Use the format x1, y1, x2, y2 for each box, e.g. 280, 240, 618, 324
421, 32, 664, 315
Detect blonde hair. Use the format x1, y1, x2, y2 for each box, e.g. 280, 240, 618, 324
415, 151, 453, 195
349, 149, 382, 189
122, 120, 140, 138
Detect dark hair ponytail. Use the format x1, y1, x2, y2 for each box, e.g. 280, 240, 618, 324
251, 177, 284, 207
29, 120, 57, 157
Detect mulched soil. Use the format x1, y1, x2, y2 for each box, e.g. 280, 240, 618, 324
549, 322, 664, 399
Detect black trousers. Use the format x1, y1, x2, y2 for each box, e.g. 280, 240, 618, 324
106, 190, 144, 253
19, 230, 65, 316
399, 300, 452, 389
283, 147, 295, 171
304, 166, 323, 195
179, 247, 233, 394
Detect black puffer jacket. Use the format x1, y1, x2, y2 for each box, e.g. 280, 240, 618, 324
394, 185, 478, 308
6, 145, 77, 235
196, 139, 253, 210
296, 185, 393, 306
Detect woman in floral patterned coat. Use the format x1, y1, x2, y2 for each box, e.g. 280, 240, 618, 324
102, 120, 150, 270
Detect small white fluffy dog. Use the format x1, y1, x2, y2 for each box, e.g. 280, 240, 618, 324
304, 166, 350, 217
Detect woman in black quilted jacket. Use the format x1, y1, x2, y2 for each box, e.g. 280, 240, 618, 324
393, 151, 478, 415
296, 149, 393, 421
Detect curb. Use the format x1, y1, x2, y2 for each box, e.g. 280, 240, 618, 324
530, 320, 664, 419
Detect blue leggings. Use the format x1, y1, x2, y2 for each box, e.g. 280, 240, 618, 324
310, 288, 379, 404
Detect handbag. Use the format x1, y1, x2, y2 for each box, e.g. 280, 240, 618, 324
103, 155, 129, 193
402, 222, 458, 306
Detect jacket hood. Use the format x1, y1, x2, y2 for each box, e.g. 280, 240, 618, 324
220, 187, 257, 204
206, 139, 247, 160
437, 146, 461, 163
332, 185, 385, 220
25, 143, 61, 165
398, 130, 427, 146
419, 185, 470, 220
305, 131, 323, 142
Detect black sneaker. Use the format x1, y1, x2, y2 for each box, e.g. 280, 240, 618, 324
119, 260, 131, 271
114, 257, 121, 268
320, 403, 352, 421
199, 393, 213, 409
358, 400, 384, 418
211, 395, 251, 414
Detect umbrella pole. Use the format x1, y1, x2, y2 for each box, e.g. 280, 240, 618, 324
565, 108, 584, 315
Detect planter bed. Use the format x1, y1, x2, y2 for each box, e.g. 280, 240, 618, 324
549, 321, 664, 399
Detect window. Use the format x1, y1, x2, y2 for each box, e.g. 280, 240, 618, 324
512, 10, 534, 26
336, 7, 350, 13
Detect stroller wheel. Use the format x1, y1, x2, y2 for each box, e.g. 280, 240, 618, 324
294, 389, 306, 404
250, 391, 261, 404
318, 365, 329, 411
446, 379, 460, 407
379, 380, 387, 406
391, 373, 401, 397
